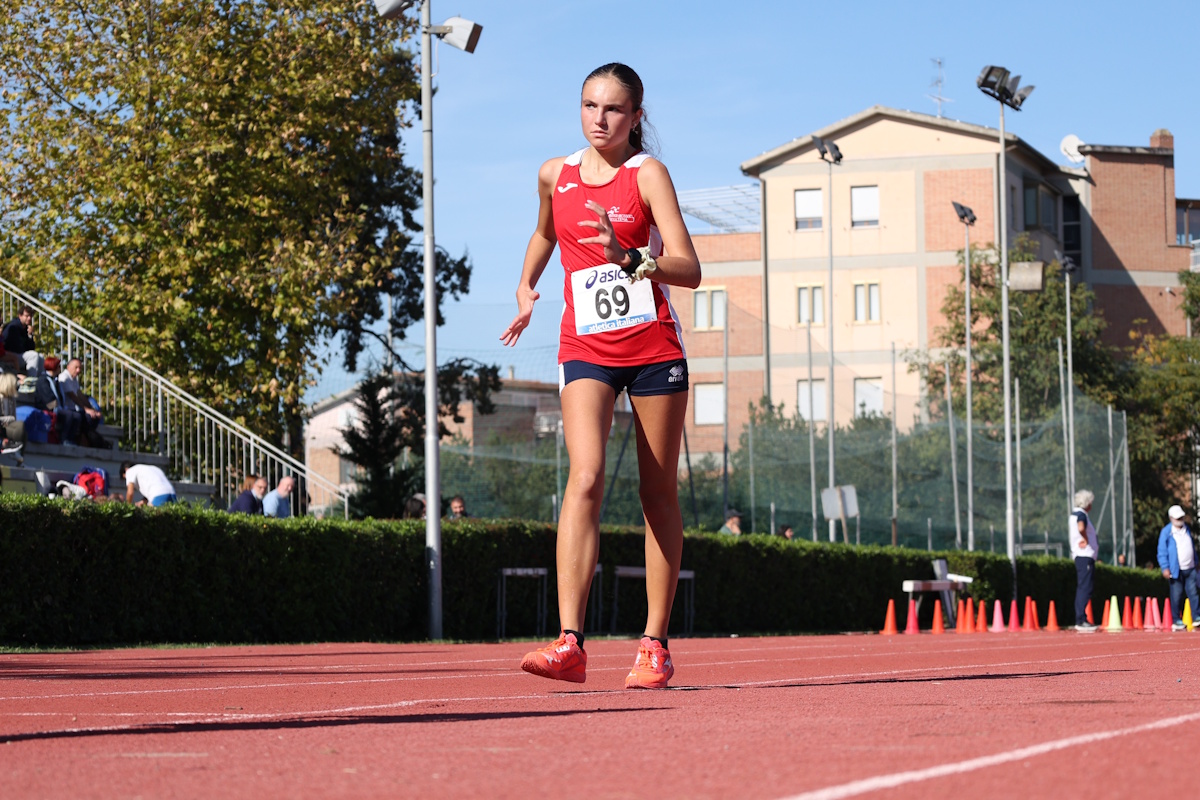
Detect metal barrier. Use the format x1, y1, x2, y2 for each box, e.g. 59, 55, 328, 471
0, 277, 349, 516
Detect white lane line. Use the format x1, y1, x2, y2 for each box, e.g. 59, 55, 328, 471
780, 710, 1200, 800
0, 644, 1172, 705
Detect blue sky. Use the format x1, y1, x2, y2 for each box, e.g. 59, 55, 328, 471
309, 0, 1199, 400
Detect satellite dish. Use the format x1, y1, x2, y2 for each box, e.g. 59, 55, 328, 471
1060, 134, 1085, 164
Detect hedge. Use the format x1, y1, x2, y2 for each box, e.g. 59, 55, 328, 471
0, 493, 1167, 646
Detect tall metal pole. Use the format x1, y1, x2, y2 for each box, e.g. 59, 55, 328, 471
420, 0, 443, 640
964, 220, 975, 551
945, 361, 962, 549
1108, 405, 1117, 563
1123, 410, 1134, 566
1065, 271, 1076, 501
1058, 337, 1071, 512
997, 102, 1017, 579
891, 342, 898, 546
1015, 377, 1023, 553
807, 322, 818, 541
722, 295, 729, 517
826, 158, 837, 542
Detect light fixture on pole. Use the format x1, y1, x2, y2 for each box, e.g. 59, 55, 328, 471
376, 0, 482, 640
952, 201, 976, 551
976, 65, 1033, 579
1056, 250, 1078, 501
812, 134, 842, 543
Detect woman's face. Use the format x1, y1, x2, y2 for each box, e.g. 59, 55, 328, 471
580, 77, 640, 152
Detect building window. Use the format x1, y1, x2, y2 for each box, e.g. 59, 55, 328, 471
850, 186, 879, 228
853, 378, 884, 418
797, 284, 824, 325
693, 288, 726, 331
797, 378, 827, 423
1023, 183, 1059, 236
1177, 205, 1200, 245
854, 283, 880, 323
1063, 196, 1082, 264
794, 188, 822, 230
694, 383, 725, 425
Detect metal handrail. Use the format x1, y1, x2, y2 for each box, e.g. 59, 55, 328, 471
0, 276, 349, 517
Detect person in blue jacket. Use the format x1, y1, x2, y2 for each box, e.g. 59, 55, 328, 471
1157, 504, 1200, 631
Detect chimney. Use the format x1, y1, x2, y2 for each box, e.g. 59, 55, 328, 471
507, 365, 515, 380
1151, 128, 1174, 150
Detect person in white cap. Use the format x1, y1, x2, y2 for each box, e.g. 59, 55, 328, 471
1157, 505, 1200, 631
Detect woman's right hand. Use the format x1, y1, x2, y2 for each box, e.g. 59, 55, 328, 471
500, 287, 540, 347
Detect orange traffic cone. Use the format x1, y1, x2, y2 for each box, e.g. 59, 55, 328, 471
1100, 598, 1110, 632
1163, 599, 1174, 631
1045, 600, 1061, 631
1008, 599, 1021, 632
990, 600, 1006, 632
1132, 597, 1143, 630
904, 598, 920, 634
932, 602, 945, 634
881, 599, 899, 635
977, 599, 988, 632
956, 599, 965, 633
1021, 597, 1035, 632
964, 597, 976, 634
1086, 599, 1095, 625
1122, 596, 1132, 629
1030, 599, 1042, 631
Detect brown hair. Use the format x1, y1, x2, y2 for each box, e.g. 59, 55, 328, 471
582, 63, 658, 156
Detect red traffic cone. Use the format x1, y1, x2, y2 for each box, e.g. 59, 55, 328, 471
932, 602, 945, 634
904, 598, 920, 634
1045, 600, 1061, 631
881, 599, 899, 635
1132, 597, 1143, 630
1122, 596, 1132, 629
1021, 597, 1035, 632
1162, 598, 1174, 631
990, 600, 1007, 632
1100, 598, 1111, 631
1008, 599, 1021, 632
1086, 599, 1095, 625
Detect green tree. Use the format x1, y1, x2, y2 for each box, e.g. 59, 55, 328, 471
0, 0, 492, 455
337, 371, 418, 519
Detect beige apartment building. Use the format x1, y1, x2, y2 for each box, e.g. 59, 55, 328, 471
678, 105, 1195, 459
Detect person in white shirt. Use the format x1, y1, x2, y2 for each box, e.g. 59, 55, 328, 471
121, 461, 177, 507
1157, 505, 1200, 631
1070, 490, 1099, 631
262, 476, 294, 518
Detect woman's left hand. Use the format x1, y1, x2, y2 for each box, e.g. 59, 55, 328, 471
577, 200, 627, 267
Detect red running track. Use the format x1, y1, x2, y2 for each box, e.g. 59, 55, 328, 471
2, 631, 1200, 799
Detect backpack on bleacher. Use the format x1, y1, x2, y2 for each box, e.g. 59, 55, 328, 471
14, 374, 38, 406
73, 467, 108, 499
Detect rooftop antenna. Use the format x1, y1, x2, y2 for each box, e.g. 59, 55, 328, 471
927, 58, 953, 118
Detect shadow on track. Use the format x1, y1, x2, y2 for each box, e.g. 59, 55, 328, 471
0, 706, 665, 745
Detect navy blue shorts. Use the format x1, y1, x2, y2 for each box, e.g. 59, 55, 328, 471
559, 359, 688, 396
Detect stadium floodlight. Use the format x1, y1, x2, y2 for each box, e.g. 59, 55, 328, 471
952, 201, 976, 551
376, 0, 482, 640
812, 134, 843, 542
977, 64, 1034, 578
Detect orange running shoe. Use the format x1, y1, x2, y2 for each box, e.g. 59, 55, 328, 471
520, 631, 587, 683
624, 636, 674, 689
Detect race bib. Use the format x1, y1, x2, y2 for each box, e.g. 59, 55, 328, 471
570, 265, 656, 335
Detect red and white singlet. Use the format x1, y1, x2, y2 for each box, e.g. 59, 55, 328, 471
553, 148, 685, 367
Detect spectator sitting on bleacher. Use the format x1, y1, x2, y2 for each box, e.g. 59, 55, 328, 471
59, 358, 104, 447
120, 461, 177, 507
0, 373, 26, 453
229, 475, 267, 514
262, 475, 295, 518
2, 305, 42, 375
32, 357, 83, 446
0, 340, 24, 375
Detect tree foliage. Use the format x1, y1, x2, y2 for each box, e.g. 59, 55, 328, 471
0, 0, 488, 454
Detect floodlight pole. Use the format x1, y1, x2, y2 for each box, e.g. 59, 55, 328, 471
821, 143, 840, 542
997, 100, 1016, 579
419, 0, 443, 640
1065, 266, 1076, 500
962, 214, 975, 551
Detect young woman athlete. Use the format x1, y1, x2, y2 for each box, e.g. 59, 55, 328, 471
500, 63, 701, 689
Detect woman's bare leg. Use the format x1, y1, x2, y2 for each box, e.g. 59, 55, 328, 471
628, 391, 688, 640
555, 379, 616, 632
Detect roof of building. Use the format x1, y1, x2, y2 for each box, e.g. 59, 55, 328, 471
1077, 144, 1174, 157
677, 184, 761, 234
739, 104, 1064, 177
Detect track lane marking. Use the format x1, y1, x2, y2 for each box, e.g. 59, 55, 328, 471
779, 710, 1200, 800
